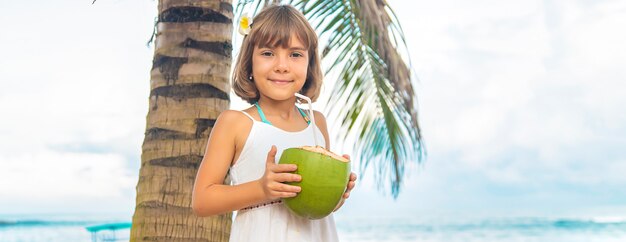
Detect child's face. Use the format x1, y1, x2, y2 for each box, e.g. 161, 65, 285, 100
252, 34, 309, 102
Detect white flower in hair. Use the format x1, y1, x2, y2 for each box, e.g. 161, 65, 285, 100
238, 13, 252, 36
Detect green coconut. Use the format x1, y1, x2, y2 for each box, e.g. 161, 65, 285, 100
278, 146, 351, 219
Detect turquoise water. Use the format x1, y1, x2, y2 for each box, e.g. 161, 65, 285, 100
0, 214, 130, 242
2, 214, 626, 242
336, 216, 626, 242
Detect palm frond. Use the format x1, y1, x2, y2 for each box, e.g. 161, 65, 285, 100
236, 0, 278, 16
292, 0, 425, 198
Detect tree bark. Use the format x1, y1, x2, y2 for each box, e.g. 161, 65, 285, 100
131, 0, 233, 241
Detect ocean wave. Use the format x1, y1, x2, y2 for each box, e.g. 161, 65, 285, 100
4, 216, 626, 231
552, 217, 626, 229
0, 220, 95, 227
449, 217, 626, 231
337, 216, 626, 233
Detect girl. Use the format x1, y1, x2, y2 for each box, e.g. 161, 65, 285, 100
192, 4, 357, 242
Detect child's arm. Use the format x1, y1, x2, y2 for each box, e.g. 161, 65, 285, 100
192, 111, 302, 216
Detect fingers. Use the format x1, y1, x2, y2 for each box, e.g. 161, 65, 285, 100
347, 179, 356, 190
263, 180, 302, 199
277, 192, 299, 198
272, 183, 302, 193
266, 145, 277, 164
343, 181, 354, 199
264, 190, 299, 199
343, 172, 357, 199
343, 181, 355, 199
342, 154, 350, 160
269, 172, 301, 183
260, 145, 303, 200
270, 163, 298, 173
350, 172, 357, 181
346, 172, 357, 190
265, 146, 298, 173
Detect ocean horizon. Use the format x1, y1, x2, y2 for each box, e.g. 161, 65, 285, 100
1, 213, 626, 242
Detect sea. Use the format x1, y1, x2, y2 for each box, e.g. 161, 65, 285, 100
1, 214, 626, 242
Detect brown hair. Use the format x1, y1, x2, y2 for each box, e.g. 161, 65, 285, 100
232, 4, 323, 104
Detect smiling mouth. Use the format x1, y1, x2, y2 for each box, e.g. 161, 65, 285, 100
270, 79, 294, 85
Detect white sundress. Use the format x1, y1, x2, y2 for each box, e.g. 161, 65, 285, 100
227, 109, 340, 242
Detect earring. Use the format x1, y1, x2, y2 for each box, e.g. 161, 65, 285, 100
248, 75, 253, 80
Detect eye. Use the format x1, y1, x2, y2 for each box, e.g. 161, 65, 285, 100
260, 51, 274, 56
291, 52, 304, 58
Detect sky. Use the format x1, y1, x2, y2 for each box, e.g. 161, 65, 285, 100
1, 0, 626, 219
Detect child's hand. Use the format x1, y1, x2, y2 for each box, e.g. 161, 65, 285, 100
344, 172, 357, 199
258, 145, 302, 200
341, 154, 357, 199
334, 154, 357, 212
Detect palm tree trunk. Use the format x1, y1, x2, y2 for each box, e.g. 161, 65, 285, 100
130, 0, 233, 241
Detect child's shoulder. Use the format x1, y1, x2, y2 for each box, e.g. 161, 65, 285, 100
214, 109, 254, 128
311, 110, 325, 118
303, 109, 326, 120
300, 108, 327, 127
218, 109, 251, 120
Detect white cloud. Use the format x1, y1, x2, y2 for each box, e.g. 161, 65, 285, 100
390, 0, 626, 189
0, 0, 154, 213
0, 151, 135, 199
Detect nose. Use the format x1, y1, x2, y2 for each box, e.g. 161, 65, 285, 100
274, 55, 289, 73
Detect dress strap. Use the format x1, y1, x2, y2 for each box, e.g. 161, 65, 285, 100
297, 107, 311, 125
238, 110, 255, 122
254, 102, 310, 125
253, 102, 272, 125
